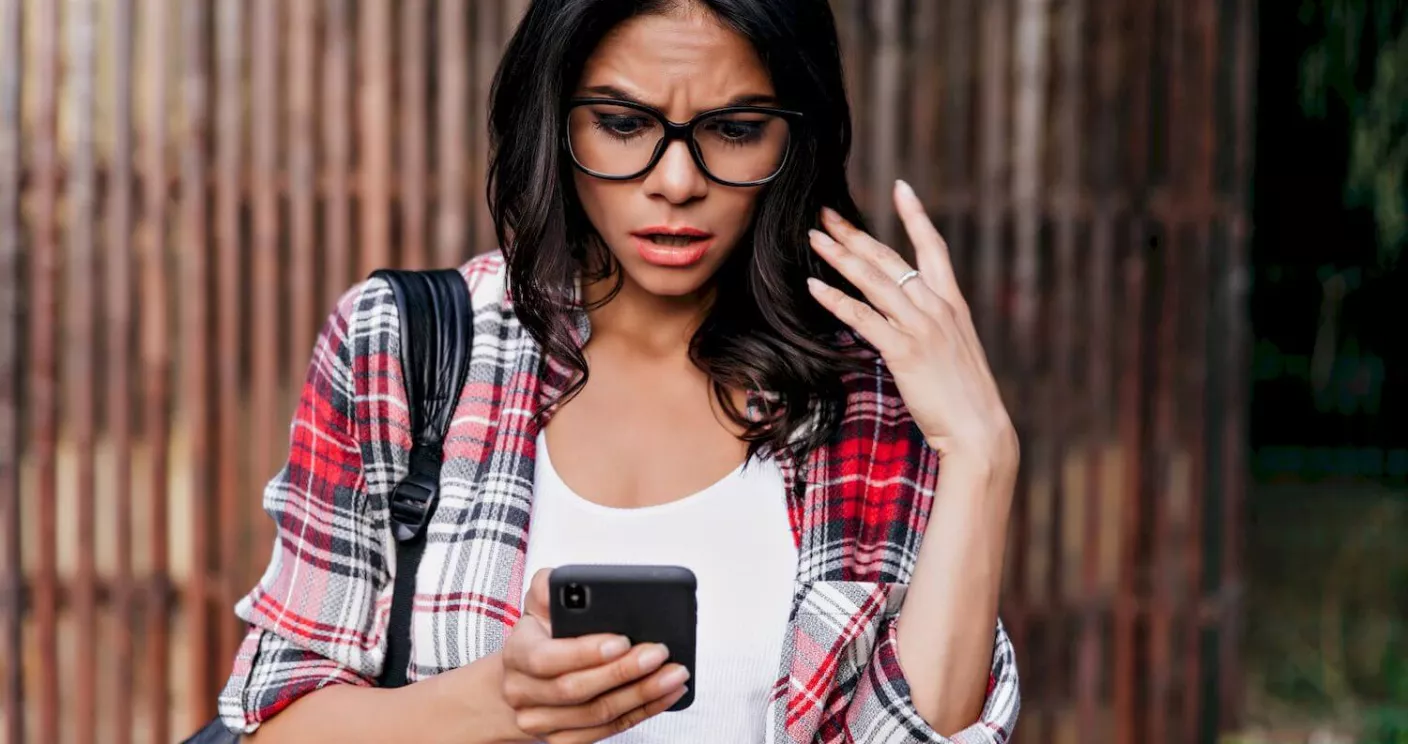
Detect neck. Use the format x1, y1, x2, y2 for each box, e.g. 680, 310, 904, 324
582, 271, 711, 358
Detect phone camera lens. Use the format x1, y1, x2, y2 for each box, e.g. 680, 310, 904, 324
562, 583, 589, 610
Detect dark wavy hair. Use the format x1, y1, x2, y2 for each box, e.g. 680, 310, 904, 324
487, 0, 869, 459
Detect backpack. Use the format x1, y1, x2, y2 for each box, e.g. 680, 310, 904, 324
181, 268, 475, 742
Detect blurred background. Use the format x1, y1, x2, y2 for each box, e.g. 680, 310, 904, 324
0, 0, 1403, 742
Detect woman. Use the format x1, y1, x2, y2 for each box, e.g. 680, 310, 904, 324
219, 1, 1020, 742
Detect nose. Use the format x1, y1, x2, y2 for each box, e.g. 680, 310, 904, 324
643, 139, 708, 204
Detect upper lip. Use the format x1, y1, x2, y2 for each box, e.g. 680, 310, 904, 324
631, 225, 712, 238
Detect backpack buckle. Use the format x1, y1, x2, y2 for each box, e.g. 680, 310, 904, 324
389, 445, 442, 543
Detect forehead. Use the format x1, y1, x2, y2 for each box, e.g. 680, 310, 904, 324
576, 7, 774, 114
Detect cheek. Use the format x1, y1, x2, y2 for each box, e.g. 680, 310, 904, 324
572, 172, 610, 229
717, 190, 763, 241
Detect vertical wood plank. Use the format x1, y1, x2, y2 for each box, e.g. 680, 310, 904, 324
289, 0, 318, 381
940, 0, 975, 199
66, 0, 102, 739
323, 0, 353, 308
835, 0, 867, 202
359, 0, 393, 273
1047, 0, 1093, 735
437, 0, 470, 265
1218, 0, 1255, 732
29, 0, 62, 738
250, 0, 281, 580
1115, 241, 1148, 744
0, 0, 21, 738
400, 0, 429, 269
140, 2, 173, 740
106, 0, 138, 739
471, 0, 500, 255
938, 0, 975, 285
1011, 0, 1049, 370
976, 0, 1010, 361
180, 0, 212, 726
1148, 247, 1178, 744
1182, 1, 1219, 738
214, 0, 244, 665
907, 0, 941, 202
503, 0, 529, 38
867, 0, 902, 248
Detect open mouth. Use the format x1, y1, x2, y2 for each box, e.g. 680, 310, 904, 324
631, 227, 715, 267
640, 234, 708, 247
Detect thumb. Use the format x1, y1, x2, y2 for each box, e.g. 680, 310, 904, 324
526, 568, 553, 628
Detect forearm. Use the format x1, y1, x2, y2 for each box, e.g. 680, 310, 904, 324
246, 653, 528, 744
894, 457, 1015, 737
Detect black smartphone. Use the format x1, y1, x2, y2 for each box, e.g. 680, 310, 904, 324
549, 564, 698, 712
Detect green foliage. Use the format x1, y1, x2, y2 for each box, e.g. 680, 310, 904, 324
1299, 0, 1408, 265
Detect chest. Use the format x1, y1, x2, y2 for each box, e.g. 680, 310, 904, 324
541, 357, 750, 509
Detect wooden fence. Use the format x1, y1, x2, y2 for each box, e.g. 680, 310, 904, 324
0, 0, 1255, 742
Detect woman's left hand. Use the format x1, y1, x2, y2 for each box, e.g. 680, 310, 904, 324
807, 180, 1019, 475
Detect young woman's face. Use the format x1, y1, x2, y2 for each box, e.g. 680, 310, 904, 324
570, 7, 777, 299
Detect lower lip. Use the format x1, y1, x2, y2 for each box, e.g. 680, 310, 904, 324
632, 236, 714, 267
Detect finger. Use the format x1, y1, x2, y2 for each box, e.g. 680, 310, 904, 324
526, 568, 552, 622
515, 663, 690, 738
544, 685, 690, 744
809, 227, 930, 328
893, 180, 965, 307
507, 642, 671, 707
807, 278, 908, 352
503, 620, 633, 682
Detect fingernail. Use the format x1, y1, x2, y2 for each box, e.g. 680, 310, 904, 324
806, 277, 827, 294
821, 206, 839, 222
896, 179, 916, 200
600, 637, 630, 659
658, 666, 691, 691
639, 644, 670, 671
808, 229, 834, 247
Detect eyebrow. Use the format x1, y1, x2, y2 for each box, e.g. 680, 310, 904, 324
580, 84, 778, 109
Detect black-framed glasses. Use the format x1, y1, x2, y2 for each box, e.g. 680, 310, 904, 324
565, 98, 803, 187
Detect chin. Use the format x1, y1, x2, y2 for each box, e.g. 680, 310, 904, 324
620, 260, 717, 298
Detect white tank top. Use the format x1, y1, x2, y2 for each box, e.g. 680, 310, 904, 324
522, 431, 799, 743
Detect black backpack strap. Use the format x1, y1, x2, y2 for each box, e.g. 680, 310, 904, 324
369, 268, 474, 689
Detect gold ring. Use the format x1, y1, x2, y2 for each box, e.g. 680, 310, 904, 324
896, 269, 921, 289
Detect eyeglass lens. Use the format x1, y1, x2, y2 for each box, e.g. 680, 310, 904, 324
568, 102, 790, 183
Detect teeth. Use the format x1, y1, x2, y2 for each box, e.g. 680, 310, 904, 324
648, 235, 699, 247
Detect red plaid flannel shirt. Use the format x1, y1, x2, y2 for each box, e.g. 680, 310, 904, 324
218, 253, 1020, 743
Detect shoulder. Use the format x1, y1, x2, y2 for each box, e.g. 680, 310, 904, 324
307, 252, 514, 384
827, 337, 938, 488
459, 250, 510, 310
833, 337, 918, 435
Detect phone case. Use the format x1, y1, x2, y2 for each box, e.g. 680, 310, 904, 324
549, 564, 698, 712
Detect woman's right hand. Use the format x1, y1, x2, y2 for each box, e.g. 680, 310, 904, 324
498, 569, 690, 743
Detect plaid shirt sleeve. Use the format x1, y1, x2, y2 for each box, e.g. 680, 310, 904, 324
842, 616, 1020, 743
217, 283, 392, 734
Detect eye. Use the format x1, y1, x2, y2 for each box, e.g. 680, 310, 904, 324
702, 117, 767, 145
593, 113, 656, 140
